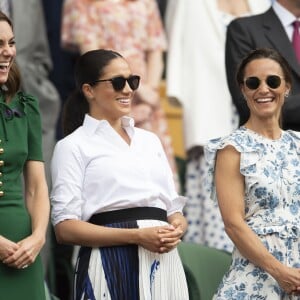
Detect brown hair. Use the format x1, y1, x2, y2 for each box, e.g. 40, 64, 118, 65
236, 48, 292, 127
236, 48, 292, 87
62, 49, 123, 136
0, 11, 21, 99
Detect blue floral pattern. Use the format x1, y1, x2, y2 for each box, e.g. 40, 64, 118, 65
205, 127, 300, 299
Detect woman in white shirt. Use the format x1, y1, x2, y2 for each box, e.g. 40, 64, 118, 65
50, 49, 188, 300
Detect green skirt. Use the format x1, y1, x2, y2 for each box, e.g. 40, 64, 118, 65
0, 205, 45, 300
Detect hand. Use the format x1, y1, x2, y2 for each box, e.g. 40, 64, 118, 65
273, 265, 300, 295
3, 234, 45, 269
157, 225, 183, 253
138, 225, 182, 254
0, 235, 19, 262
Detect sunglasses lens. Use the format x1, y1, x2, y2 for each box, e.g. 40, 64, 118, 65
128, 75, 140, 91
111, 77, 126, 91
266, 75, 281, 89
245, 77, 260, 90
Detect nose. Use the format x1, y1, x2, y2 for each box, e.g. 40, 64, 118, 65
258, 80, 270, 93
2, 44, 14, 57
123, 80, 132, 93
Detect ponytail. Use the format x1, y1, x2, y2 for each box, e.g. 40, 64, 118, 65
62, 89, 89, 136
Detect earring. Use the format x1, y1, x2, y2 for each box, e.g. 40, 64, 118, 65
284, 90, 290, 97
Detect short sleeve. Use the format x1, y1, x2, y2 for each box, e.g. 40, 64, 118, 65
204, 128, 264, 201
19, 93, 43, 161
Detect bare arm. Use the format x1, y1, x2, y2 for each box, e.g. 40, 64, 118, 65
55, 218, 179, 254
216, 146, 300, 293
146, 49, 164, 90
135, 50, 164, 108
24, 161, 50, 243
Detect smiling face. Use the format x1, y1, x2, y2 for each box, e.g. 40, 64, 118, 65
0, 20, 16, 85
82, 56, 136, 122
241, 58, 290, 122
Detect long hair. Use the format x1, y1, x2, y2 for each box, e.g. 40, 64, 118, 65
0, 11, 21, 99
62, 49, 123, 136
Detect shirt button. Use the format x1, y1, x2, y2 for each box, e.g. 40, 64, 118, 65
0, 161, 4, 166
0, 191, 4, 197
0, 148, 4, 154
0, 172, 2, 176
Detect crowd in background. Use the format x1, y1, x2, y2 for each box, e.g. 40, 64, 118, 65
1, 0, 300, 299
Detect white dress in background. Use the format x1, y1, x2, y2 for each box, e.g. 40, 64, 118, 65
165, 0, 271, 251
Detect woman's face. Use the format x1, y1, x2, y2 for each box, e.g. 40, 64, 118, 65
85, 57, 136, 122
0, 20, 16, 85
241, 58, 290, 121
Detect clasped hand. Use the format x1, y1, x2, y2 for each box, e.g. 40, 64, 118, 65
139, 224, 183, 254
0, 235, 43, 269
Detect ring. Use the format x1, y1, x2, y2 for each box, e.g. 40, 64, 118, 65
22, 264, 28, 269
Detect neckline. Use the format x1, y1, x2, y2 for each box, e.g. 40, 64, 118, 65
241, 126, 284, 142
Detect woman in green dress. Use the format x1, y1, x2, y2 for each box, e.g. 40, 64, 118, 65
0, 11, 49, 299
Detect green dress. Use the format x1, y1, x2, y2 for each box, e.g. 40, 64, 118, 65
0, 91, 46, 299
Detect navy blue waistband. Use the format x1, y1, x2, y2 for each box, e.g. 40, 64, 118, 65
89, 207, 167, 225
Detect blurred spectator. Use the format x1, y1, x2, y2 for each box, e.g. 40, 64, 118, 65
226, 0, 300, 131
42, 1, 76, 299
42, 0, 78, 140
165, 0, 270, 251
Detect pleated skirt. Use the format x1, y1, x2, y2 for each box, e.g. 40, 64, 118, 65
73, 219, 189, 300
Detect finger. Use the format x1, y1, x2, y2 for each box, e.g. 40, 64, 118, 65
21, 264, 29, 269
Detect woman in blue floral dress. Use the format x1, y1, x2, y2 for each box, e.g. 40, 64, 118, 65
205, 48, 300, 299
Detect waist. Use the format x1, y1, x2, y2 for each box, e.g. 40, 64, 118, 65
89, 207, 167, 225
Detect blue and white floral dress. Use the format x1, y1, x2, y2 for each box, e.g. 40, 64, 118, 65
205, 126, 300, 299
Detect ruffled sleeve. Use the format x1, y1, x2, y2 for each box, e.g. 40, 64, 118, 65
19, 92, 43, 161
204, 128, 265, 202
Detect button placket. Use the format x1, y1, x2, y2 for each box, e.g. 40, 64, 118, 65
0, 139, 4, 197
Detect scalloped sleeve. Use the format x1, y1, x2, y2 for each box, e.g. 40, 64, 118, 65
204, 129, 264, 202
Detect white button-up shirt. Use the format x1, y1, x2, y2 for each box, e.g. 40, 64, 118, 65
50, 114, 186, 226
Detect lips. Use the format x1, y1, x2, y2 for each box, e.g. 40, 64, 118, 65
255, 97, 274, 103
0, 62, 10, 73
116, 98, 130, 104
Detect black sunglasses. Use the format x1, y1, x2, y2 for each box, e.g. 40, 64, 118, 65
244, 75, 283, 90
91, 75, 140, 91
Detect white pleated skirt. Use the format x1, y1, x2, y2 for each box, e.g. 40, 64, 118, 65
73, 219, 189, 300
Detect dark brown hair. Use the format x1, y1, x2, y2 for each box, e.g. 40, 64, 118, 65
236, 48, 292, 87
236, 48, 292, 127
62, 49, 123, 136
0, 11, 21, 99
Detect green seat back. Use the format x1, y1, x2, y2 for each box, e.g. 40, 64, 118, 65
178, 242, 232, 300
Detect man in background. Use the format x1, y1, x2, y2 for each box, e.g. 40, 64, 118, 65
226, 0, 300, 131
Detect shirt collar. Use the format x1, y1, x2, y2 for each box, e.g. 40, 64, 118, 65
82, 114, 135, 137
273, 1, 297, 27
